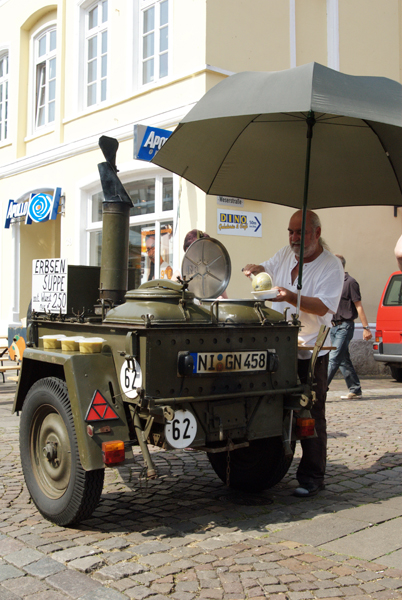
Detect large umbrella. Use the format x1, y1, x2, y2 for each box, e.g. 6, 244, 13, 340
152, 62, 402, 299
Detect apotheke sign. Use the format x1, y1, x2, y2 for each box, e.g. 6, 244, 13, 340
134, 124, 172, 162
4, 188, 62, 229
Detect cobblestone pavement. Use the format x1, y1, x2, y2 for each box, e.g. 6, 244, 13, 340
0, 376, 401, 600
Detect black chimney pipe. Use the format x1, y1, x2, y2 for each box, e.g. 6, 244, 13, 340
97, 136, 133, 306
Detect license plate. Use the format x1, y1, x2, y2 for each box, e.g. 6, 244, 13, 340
190, 351, 268, 374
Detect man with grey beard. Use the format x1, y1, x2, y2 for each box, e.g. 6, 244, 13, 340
243, 210, 343, 498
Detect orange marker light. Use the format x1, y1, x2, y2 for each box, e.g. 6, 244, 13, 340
296, 418, 315, 437
102, 441, 125, 465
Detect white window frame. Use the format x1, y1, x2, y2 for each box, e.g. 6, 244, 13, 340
140, 0, 170, 87
34, 26, 57, 130
0, 51, 9, 142
85, 0, 109, 107
85, 169, 176, 279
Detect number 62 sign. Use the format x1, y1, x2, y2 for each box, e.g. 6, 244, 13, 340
120, 359, 142, 399
165, 410, 197, 449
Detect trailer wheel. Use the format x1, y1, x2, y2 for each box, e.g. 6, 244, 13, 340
20, 377, 104, 526
207, 437, 295, 492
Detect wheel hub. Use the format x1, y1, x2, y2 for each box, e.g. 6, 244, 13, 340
31, 406, 72, 498
43, 441, 58, 464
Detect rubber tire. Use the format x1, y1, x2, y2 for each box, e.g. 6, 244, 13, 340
207, 437, 295, 492
390, 366, 402, 382
20, 377, 104, 526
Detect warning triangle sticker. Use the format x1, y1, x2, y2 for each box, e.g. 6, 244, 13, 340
85, 390, 119, 422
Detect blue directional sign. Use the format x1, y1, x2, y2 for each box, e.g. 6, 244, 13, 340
134, 124, 172, 162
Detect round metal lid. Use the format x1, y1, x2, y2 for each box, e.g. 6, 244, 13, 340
181, 237, 231, 299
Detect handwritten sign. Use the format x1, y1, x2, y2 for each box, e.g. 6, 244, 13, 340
32, 259, 68, 314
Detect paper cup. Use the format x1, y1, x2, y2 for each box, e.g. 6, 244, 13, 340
79, 337, 105, 354
40, 335, 66, 349
61, 336, 85, 352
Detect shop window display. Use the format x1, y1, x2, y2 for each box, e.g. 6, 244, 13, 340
87, 175, 174, 286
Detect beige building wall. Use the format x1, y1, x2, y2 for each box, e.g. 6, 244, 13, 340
1, 0, 401, 334
205, 0, 291, 73
339, 0, 401, 78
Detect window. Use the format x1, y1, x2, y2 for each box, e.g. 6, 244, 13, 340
35, 29, 56, 128
86, 0, 108, 106
384, 274, 402, 306
0, 53, 8, 141
129, 221, 173, 285
87, 175, 174, 286
141, 0, 169, 85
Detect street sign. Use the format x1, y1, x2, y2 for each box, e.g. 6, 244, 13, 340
134, 124, 172, 162
217, 208, 262, 237
217, 196, 244, 209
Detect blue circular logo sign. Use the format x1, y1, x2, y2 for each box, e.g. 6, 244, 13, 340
28, 193, 52, 223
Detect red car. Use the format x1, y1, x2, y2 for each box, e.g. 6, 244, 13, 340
373, 271, 402, 381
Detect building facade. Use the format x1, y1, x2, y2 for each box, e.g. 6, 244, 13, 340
1, 0, 401, 340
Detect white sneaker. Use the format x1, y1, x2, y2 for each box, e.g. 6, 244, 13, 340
341, 392, 362, 399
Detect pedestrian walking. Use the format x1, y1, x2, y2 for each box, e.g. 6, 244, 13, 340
327, 255, 372, 399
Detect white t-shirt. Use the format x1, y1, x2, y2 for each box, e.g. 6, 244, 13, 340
260, 246, 344, 357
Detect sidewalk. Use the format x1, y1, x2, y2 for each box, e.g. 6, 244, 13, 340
0, 377, 401, 599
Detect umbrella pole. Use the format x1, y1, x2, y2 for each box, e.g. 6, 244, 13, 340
295, 111, 315, 319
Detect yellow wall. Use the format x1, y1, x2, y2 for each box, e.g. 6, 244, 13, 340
339, 0, 401, 79
320, 206, 402, 321
206, 0, 290, 72
173, 0, 207, 74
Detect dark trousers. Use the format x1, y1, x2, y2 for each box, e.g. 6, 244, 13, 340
296, 354, 329, 486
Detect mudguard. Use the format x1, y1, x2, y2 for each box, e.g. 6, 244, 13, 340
14, 348, 130, 470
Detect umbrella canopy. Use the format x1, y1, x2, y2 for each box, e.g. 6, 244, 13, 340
152, 62, 402, 210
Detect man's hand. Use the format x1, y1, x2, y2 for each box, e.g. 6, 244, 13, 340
271, 286, 329, 316
242, 264, 265, 278
270, 287, 294, 303
363, 328, 373, 341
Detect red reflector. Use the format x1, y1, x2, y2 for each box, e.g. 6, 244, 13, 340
373, 344, 378, 350
102, 441, 125, 465
296, 418, 315, 437
85, 391, 119, 423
